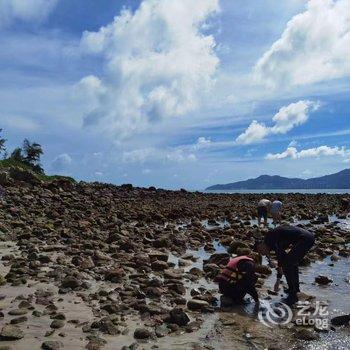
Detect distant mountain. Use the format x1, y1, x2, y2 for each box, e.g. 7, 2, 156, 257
206, 169, 350, 190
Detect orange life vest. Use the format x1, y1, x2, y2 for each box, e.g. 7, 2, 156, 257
215, 255, 254, 284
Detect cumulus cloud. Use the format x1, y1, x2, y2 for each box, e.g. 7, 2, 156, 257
122, 147, 196, 163
235, 120, 269, 145
194, 136, 212, 149
78, 0, 219, 137
266, 145, 348, 160
51, 153, 72, 170
254, 0, 350, 88
236, 100, 319, 144
0, 0, 57, 26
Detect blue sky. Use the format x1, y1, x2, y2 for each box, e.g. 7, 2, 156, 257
0, 0, 349, 189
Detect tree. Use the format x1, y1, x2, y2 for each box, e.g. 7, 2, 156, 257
0, 129, 6, 157
22, 139, 43, 164
22, 139, 44, 173
10, 147, 24, 162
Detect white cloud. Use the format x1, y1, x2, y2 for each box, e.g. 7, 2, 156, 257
122, 147, 197, 164
0, 0, 57, 26
0, 114, 40, 131
266, 145, 348, 160
235, 120, 269, 145
194, 136, 212, 149
254, 0, 350, 88
78, 0, 219, 138
271, 100, 320, 133
122, 148, 156, 163
51, 153, 72, 170
236, 100, 319, 144
166, 149, 197, 163
288, 140, 298, 147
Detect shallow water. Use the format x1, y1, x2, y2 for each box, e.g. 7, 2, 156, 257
168, 216, 350, 348
1, 216, 349, 349
206, 189, 350, 194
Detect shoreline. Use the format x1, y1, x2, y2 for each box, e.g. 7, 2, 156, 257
0, 180, 349, 349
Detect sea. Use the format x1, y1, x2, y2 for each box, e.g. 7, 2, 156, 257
205, 189, 350, 194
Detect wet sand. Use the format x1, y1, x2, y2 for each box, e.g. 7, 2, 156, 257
0, 181, 349, 349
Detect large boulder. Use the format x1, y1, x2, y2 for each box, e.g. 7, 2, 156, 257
315, 275, 332, 285
134, 328, 151, 339
331, 314, 350, 326
187, 299, 209, 311
167, 308, 190, 326
0, 325, 24, 340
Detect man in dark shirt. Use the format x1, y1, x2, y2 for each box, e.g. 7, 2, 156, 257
255, 225, 314, 305
215, 255, 259, 305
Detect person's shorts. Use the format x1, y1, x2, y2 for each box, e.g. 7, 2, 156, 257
271, 209, 280, 216
257, 206, 268, 220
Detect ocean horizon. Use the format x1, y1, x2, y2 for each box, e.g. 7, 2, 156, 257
204, 189, 350, 194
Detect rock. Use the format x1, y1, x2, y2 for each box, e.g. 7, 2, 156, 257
151, 260, 169, 271
9, 167, 41, 185
0, 325, 24, 340
33, 310, 42, 317
41, 341, 63, 350
228, 240, 249, 254
267, 290, 278, 296
8, 309, 28, 316
187, 299, 209, 311
204, 253, 230, 266
60, 277, 80, 289
294, 328, 319, 341
324, 236, 345, 244
50, 320, 65, 329
85, 335, 107, 350
98, 320, 120, 335
104, 268, 124, 282
10, 316, 27, 324
0, 275, 6, 286
167, 308, 190, 326
134, 328, 151, 339
149, 251, 169, 262
315, 275, 332, 285
51, 313, 65, 320
331, 314, 350, 326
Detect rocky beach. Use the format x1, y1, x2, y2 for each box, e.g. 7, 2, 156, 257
0, 169, 349, 350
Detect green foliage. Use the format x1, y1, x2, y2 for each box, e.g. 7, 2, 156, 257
10, 147, 23, 162
7, 139, 44, 174
22, 139, 43, 164
0, 158, 76, 183
0, 130, 76, 183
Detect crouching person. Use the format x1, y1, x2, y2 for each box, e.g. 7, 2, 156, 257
255, 225, 315, 306
215, 255, 259, 305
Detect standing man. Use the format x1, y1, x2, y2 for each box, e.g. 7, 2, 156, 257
271, 198, 283, 226
255, 225, 315, 306
257, 198, 271, 227
215, 255, 259, 305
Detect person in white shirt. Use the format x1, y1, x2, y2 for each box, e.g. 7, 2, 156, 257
271, 198, 283, 226
257, 199, 271, 227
